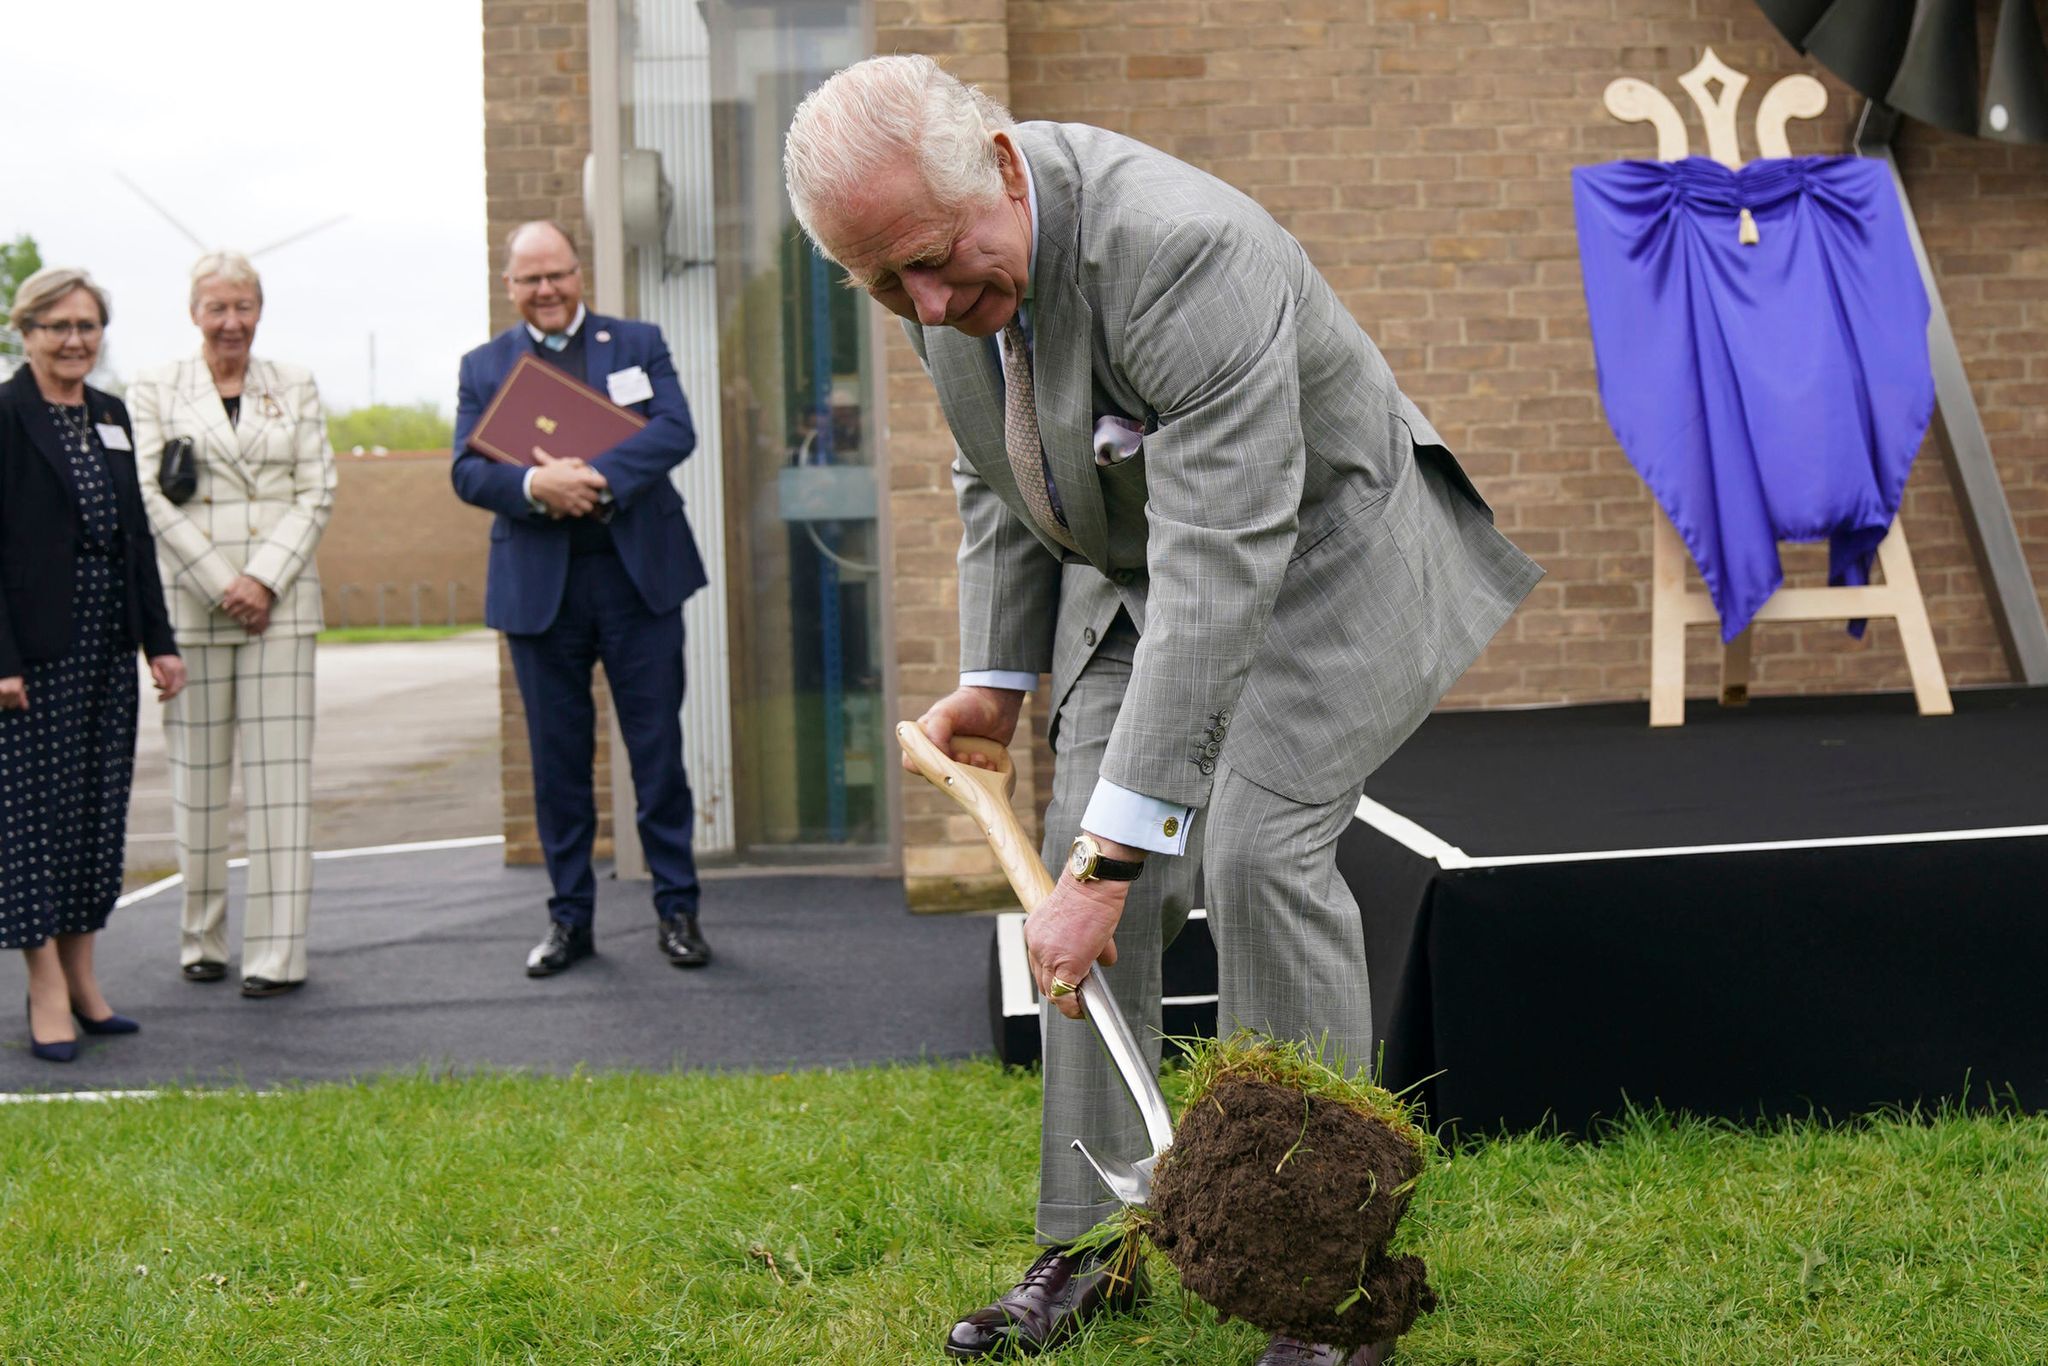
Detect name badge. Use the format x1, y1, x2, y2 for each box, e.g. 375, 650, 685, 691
95, 423, 133, 451
606, 366, 654, 406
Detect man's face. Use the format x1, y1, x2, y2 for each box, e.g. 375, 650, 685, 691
816, 133, 1032, 339
504, 228, 585, 334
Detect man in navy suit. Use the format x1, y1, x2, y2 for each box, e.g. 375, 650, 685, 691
452, 220, 711, 977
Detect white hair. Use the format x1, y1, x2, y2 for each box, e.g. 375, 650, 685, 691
189, 250, 264, 309
783, 54, 1014, 260
9, 266, 111, 333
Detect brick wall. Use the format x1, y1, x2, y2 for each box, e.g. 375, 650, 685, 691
481, 0, 611, 865
489, 0, 2048, 895
1003, 0, 2047, 706
877, 2, 1058, 910
319, 453, 491, 629
484, 0, 593, 333
1893, 117, 2048, 682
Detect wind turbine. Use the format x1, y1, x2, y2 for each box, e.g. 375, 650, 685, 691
109, 170, 354, 391
113, 170, 349, 259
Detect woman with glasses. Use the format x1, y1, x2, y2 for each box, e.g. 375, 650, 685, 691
132, 252, 336, 999
1, 267, 186, 1062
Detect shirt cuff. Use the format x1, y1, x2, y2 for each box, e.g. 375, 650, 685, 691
960, 670, 1038, 692
522, 466, 545, 514
1082, 779, 1194, 856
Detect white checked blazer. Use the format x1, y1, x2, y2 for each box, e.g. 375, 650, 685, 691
131, 356, 337, 644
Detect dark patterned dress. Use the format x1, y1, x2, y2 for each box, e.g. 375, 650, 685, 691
0, 404, 139, 949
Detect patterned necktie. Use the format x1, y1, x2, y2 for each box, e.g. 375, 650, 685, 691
541, 332, 570, 352
1000, 321, 1077, 551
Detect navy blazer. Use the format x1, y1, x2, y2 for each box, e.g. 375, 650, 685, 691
0, 364, 179, 678
451, 315, 708, 635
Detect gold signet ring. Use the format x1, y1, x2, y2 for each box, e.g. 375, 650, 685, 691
1047, 978, 1077, 999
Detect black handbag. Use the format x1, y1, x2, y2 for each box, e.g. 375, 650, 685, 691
158, 436, 197, 505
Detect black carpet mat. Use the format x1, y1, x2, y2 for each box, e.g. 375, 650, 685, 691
1360, 686, 2048, 857
2, 844, 995, 1092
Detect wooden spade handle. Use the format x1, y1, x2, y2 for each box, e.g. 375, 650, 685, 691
900, 721, 1173, 1157
895, 722, 1054, 911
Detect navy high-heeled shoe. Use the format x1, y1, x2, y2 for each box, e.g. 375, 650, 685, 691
25, 998, 77, 1063
73, 1007, 140, 1036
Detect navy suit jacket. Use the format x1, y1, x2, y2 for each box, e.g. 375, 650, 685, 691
0, 365, 179, 677
451, 315, 708, 635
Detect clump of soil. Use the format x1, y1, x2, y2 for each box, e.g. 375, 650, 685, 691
1148, 1074, 1437, 1350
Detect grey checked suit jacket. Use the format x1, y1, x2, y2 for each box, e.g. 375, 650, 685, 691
910, 123, 1542, 806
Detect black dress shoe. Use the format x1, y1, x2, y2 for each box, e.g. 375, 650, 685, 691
1255, 1335, 1397, 1366
527, 923, 595, 977
182, 960, 227, 983
26, 998, 77, 1064
657, 913, 710, 968
73, 1007, 141, 1035
945, 1243, 1146, 1359
241, 976, 304, 998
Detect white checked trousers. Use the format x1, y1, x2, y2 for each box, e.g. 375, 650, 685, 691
164, 633, 316, 983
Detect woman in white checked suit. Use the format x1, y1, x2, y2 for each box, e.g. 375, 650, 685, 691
133, 252, 336, 998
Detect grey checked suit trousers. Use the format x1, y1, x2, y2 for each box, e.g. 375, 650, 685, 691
1033, 612, 1375, 1244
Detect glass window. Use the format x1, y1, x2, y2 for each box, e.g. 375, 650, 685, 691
625, 0, 887, 864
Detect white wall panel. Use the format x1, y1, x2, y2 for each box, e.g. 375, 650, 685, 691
629, 2, 734, 854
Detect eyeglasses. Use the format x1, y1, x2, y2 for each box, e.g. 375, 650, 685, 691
31, 320, 102, 340
509, 266, 581, 290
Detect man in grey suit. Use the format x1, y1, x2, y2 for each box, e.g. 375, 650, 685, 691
787, 56, 1540, 1365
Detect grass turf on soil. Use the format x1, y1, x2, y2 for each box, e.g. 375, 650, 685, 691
3, 1065, 2045, 1364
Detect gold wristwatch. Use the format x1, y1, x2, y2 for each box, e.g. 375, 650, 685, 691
1068, 833, 1144, 883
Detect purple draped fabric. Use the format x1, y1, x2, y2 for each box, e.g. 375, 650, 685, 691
1572, 156, 1935, 641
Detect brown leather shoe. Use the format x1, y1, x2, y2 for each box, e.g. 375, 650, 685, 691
944, 1244, 1146, 1358
1254, 1335, 1397, 1366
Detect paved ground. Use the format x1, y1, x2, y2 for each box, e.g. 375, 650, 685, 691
2, 843, 995, 1091
126, 632, 503, 885
11, 632, 1002, 1089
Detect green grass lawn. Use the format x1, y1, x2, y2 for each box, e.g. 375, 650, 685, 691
3, 1065, 2044, 1364
316, 624, 486, 645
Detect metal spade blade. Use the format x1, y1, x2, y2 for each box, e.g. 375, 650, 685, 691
1069, 970, 1175, 1209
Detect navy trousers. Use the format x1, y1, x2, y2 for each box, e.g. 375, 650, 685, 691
505, 552, 700, 930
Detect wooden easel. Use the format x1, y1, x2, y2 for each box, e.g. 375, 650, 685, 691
1604, 49, 1954, 727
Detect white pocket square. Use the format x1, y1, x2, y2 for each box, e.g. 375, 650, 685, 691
1092, 414, 1145, 468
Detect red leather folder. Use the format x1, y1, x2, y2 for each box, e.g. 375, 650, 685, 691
467, 353, 647, 468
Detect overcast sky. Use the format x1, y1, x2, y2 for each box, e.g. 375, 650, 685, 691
3, 1, 486, 416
